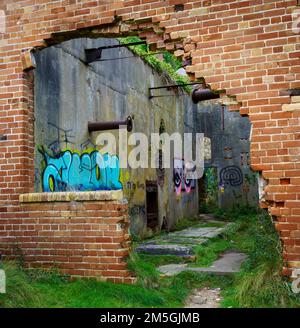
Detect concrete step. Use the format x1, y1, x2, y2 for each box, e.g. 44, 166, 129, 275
134, 244, 194, 257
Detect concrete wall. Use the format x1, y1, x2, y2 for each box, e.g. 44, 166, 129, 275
196, 102, 258, 208
34, 38, 199, 238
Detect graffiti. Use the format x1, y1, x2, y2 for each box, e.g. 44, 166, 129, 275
39, 148, 122, 192
81, 139, 96, 152
174, 158, 196, 195
240, 152, 249, 166
47, 122, 75, 155
129, 205, 146, 217
126, 181, 145, 190
220, 166, 243, 187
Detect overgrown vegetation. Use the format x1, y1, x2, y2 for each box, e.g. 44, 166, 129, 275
208, 206, 300, 307
129, 206, 300, 308
1, 206, 299, 308
202, 168, 219, 210
118, 36, 194, 93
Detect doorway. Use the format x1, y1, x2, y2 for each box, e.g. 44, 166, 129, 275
146, 181, 159, 230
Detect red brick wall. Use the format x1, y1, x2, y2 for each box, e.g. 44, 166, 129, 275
0, 0, 300, 276
1, 191, 134, 283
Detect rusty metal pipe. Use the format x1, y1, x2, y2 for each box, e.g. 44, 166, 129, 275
88, 116, 133, 133
192, 89, 220, 104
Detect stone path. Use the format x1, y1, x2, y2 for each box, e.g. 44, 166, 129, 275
134, 215, 248, 308
134, 220, 232, 257
158, 251, 248, 276
184, 288, 222, 308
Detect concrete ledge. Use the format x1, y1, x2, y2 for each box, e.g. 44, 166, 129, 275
19, 190, 124, 203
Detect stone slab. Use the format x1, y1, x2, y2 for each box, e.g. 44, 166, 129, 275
135, 244, 193, 257
158, 251, 248, 276
135, 223, 231, 256
169, 227, 225, 239
160, 237, 206, 245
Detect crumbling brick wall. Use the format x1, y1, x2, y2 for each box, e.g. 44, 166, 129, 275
0, 0, 300, 277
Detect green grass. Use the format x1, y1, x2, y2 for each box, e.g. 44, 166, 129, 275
0, 262, 41, 308
192, 238, 232, 267
133, 254, 187, 268
1, 206, 300, 308
31, 279, 169, 308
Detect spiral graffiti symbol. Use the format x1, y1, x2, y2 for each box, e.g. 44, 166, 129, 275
220, 166, 243, 187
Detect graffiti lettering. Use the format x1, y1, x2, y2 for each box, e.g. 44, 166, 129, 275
126, 181, 145, 190
39, 149, 122, 192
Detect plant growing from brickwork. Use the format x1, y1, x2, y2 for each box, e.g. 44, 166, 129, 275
119, 36, 193, 93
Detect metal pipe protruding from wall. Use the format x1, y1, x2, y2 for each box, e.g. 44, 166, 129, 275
88, 116, 133, 133
192, 88, 220, 104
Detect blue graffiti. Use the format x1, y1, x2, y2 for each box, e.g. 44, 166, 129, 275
40, 149, 122, 192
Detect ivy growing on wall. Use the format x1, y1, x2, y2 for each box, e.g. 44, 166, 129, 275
118, 36, 193, 93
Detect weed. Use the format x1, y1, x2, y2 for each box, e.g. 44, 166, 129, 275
118, 36, 193, 93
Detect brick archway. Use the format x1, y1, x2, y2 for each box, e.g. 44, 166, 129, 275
1, 0, 300, 277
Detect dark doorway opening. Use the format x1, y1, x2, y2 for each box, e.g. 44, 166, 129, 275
146, 181, 159, 230
198, 177, 206, 205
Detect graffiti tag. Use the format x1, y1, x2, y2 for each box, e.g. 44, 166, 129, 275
39, 149, 122, 192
